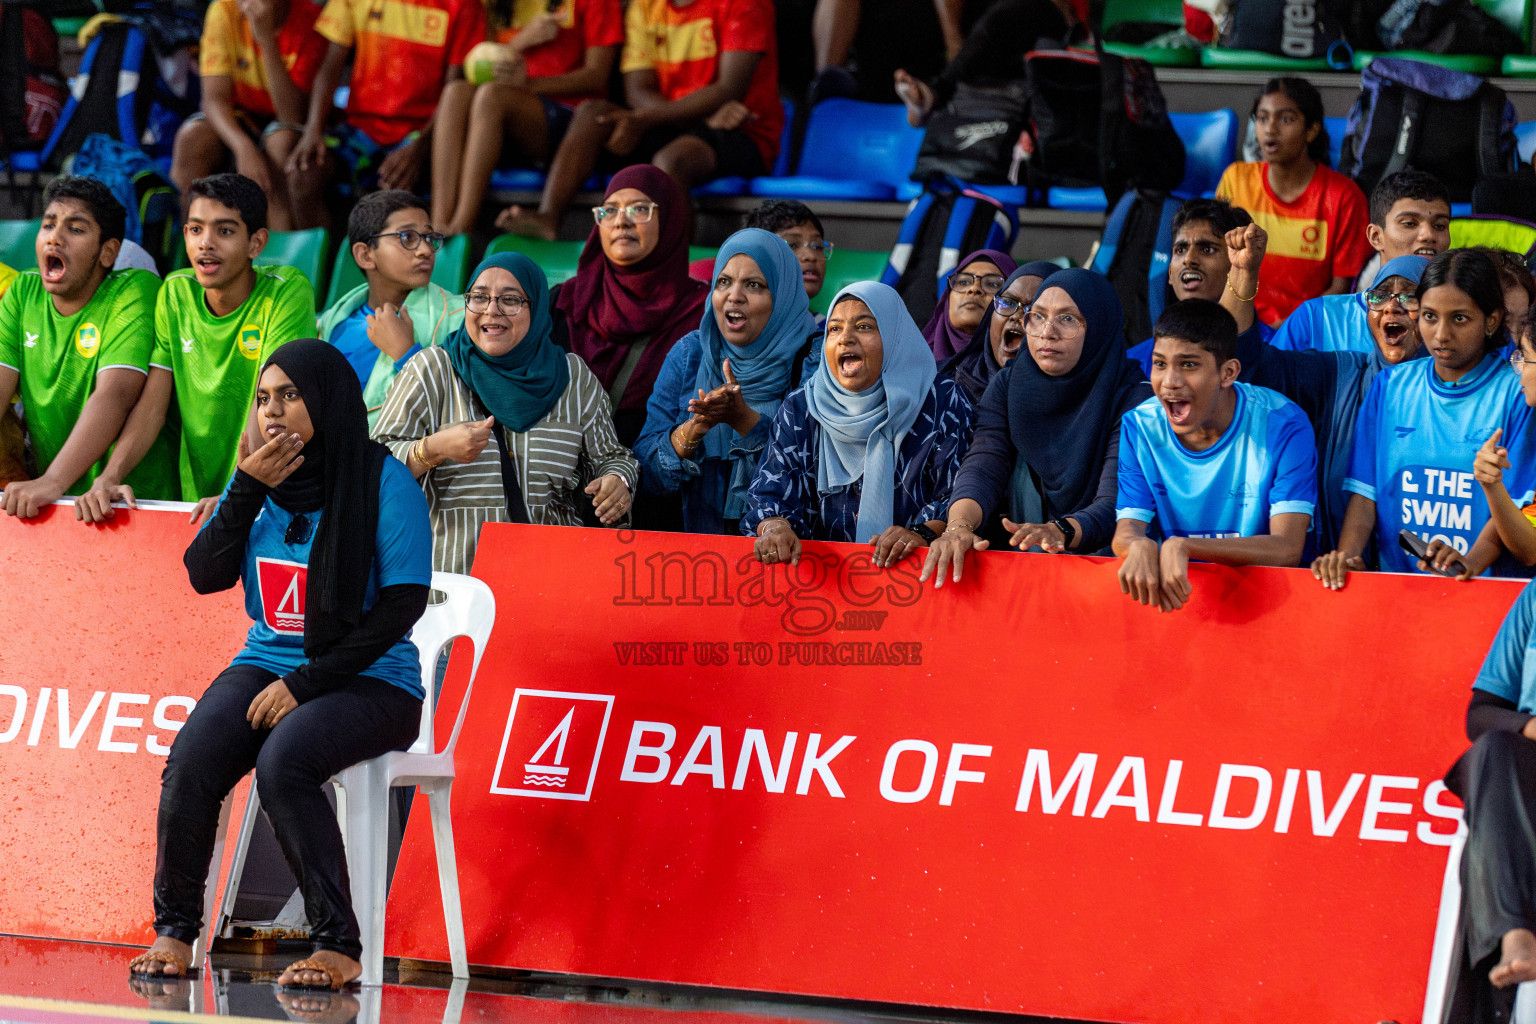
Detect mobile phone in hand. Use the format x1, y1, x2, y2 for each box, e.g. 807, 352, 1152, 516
1398, 529, 1464, 577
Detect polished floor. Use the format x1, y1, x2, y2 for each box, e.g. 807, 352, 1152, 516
0, 936, 1099, 1024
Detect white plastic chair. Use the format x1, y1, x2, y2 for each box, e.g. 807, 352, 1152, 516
200, 571, 496, 985
1423, 819, 1536, 1024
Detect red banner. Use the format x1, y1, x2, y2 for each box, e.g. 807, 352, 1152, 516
386, 524, 1517, 1024
0, 503, 245, 946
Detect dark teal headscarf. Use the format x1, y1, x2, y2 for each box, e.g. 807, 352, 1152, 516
447, 252, 570, 433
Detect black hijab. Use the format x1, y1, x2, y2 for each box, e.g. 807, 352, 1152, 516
941, 261, 1062, 404
1007, 268, 1150, 516
261, 339, 388, 657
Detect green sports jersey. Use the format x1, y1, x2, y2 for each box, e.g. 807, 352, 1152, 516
152, 265, 316, 499
0, 268, 162, 494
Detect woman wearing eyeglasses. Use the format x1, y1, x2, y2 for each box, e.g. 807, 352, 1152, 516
318, 192, 465, 428
372, 251, 638, 576
940, 260, 1062, 406
922, 269, 1152, 584
921, 249, 1018, 361
743, 281, 974, 569
635, 228, 823, 536
130, 340, 432, 991
551, 165, 708, 453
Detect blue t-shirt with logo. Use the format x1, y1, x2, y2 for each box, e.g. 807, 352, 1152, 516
1269, 293, 1374, 354
1117, 382, 1318, 539
1345, 353, 1535, 574
219, 456, 432, 696
329, 304, 377, 386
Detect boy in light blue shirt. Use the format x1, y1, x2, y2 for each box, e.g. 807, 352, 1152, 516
1115, 300, 1317, 612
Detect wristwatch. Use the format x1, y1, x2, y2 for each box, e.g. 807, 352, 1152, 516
1051, 517, 1076, 549
910, 522, 939, 543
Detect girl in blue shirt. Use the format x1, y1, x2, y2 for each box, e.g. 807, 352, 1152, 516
1315, 250, 1534, 588
129, 340, 432, 991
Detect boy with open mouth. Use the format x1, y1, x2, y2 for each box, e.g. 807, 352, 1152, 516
0, 177, 166, 519
76, 174, 315, 528
1112, 299, 1317, 614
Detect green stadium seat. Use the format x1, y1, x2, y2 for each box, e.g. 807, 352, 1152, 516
1450, 217, 1536, 259
1199, 49, 1332, 72
255, 228, 330, 309
0, 220, 40, 273
1102, 0, 1183, 29
1352, 51, 1500, 74
482, 235, 584, 286
1102, 42, 1201, 67
811, 249, 890, 315
432, 234, 473, 295
326, 241, 366, 310
52, 17, 89, 39
688, 245, 718, 266
1475, 0, 1531, 48
1503, 55, 1536, 76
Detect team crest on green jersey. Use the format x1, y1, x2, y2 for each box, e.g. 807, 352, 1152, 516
238, 325, 262, 359
74, 323, 99, 358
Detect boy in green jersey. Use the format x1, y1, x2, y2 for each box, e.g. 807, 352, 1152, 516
316, 189, 462, 427
0, 178, 163, 518
80, 173, 315, 523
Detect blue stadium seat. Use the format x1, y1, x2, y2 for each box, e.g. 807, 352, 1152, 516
489, 168, 548, 191
1171, 109, 1238, 198
748, 99, 923, 201
1325, 116, 1347, 170
1516, 121, 1536, 167
693, 177, 750, 197
1046, 186, 1108, 212
0, 152, 40, 174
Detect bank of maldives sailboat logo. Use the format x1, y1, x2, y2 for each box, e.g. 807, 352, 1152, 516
491, 689, 615, 801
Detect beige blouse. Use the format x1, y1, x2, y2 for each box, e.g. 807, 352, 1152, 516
372, 347, 639, 575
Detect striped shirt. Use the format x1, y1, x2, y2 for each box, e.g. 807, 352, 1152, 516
372, 346, 639, 575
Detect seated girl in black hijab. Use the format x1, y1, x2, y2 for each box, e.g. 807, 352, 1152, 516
128, 339, 433, 991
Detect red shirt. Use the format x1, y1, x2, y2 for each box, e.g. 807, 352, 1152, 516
1216, 161, 1373, 327
315, 0, 486, 146
494, 0, 625, 106
199, 0, 329, 120
620, 0, 782, 170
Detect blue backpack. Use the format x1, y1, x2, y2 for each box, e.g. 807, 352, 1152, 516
882, 177, 1020, 327
68, 133, 179, 268
1339, 57, 1517, 203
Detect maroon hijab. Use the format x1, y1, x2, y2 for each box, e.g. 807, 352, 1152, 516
553, 165, 709, 412
920, 248, 1018, 361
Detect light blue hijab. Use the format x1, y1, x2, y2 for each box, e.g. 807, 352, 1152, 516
694, 228, 821, 461
803, 281, 937, 539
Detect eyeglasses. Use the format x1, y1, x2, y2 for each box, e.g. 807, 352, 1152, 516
950, 272, 1007, 294
1512, 351, 1532, 370
1024, 309, 1085, 338
369, 229, 445, 252
465, 291, 529, 315
1364, 288, 1420, 311
592, 202, 658, 225
785, 240, 834, 258
284, 514, 312, 546
993, 295, 1029, 319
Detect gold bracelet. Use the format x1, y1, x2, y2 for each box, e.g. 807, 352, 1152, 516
674, 426, 701, 451
944, 520, 976, 535
1226, 276, 1258, 303
412, 437, 440, 469
758, 517, 792, 536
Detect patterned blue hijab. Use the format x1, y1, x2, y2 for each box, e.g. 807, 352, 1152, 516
694, 228, 821, 460
804, 282, 937, 539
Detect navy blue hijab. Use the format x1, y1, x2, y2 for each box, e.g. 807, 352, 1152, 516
1007, 268, 1151, 517
941, 261, 1062, 404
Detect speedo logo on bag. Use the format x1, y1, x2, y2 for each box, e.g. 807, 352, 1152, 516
1282, 0, 1318, 57
955, 121, 1011, 150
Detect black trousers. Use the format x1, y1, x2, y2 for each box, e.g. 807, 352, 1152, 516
153, 662, 421, 960
1443, 729, 1536, 1022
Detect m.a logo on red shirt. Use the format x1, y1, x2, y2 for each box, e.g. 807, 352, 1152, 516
256, 558, 307, 635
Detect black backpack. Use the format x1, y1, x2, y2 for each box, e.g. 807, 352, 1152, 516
912, 81, 1029, 185
1089, 189, 1182, 345
1223, 0, 1355, 65
1097, 44, 1185, 206
1339, 57, 1517, 203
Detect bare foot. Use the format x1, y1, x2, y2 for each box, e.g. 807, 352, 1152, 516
276, 989, 361, 1023
893, 69, 935, 128
494, 205, 558, 240
1491, 927, 1536, 987
277, 948, 362, 990
128, 935, 194, 977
